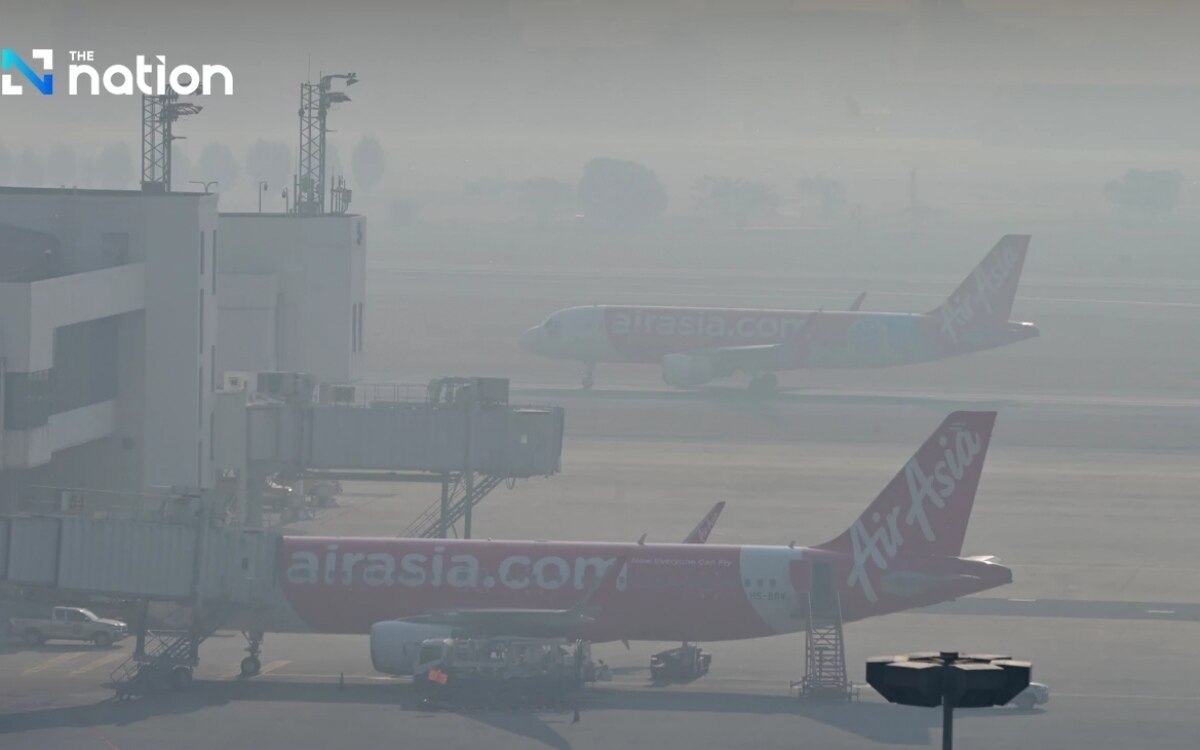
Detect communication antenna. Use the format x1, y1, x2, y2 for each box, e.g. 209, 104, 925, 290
141, 83, 202, 194
293, 71, 358, 214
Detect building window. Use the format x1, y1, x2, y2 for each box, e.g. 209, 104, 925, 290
351, 303, 358, 353
210, 345, 216, 393
199, 291, 204, 352
3, 370, 53, 430
200, 231, 205, 276
198, 365, 204, 425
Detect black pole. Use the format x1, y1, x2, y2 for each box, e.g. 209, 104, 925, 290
941, 651, 957, 750
942, 699, 953, 750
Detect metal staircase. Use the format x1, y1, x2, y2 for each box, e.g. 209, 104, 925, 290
796, 562, 856, 701
110, 629, 204, 698
109, 602, 234, 698
400, 474, 506, 539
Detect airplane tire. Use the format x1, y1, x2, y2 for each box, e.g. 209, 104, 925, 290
241, 656, 261, 677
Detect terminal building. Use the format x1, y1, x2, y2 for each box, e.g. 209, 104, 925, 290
0, 187, 367, 514
0, 187, 219, 508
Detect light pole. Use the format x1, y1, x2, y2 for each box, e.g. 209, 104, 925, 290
867, 651, 1031, 750
189, 180, 218, 194
295, 72, 358, 215
258, 181, 269, 213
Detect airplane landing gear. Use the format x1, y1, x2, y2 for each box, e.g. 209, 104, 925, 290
748, 372, 778, 397
241, 631, 263, 677
582, 362, 596, 390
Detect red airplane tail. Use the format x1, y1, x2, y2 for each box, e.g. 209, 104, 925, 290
817, 411, 997, 560
928, 235, 1030, 346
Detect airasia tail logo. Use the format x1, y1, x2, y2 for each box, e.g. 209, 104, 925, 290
939, 244, 1020, 345
847, 424, 983, 603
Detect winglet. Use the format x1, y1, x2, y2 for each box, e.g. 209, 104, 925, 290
849, 291, 867, 312
682, 501, 726, 544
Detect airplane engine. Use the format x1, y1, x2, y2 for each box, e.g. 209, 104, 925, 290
661, 353, 720, 387
369, 621, 458, 675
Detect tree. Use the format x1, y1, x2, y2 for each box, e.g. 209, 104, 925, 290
245, 140, 291, 191
94, 143, 134, 188
16, 147, 44, 187
197, 143, 240, 192
693, 176, 779, 229
1103, 169, 1183, 215
518, 178, 576, 225
578, 157, 667, 229
351, 135, 386, 192
797, 175, 847, 219
44, 144, 78, 186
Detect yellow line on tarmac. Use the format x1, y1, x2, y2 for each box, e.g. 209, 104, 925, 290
257, 660, 291, 676
69, 651, 130, 676
22, 652, 89, 675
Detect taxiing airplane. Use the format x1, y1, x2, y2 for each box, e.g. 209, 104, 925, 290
238, 412, 1011, 675
519, 235, 1037, 392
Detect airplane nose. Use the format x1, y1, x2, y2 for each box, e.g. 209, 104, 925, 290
520, 327, 541, 353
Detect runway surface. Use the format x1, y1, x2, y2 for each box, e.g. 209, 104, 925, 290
3, 256, 1199, 748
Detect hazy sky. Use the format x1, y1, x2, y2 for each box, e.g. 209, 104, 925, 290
4, 2, 1199, 202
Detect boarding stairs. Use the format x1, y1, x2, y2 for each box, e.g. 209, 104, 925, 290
798, 589, 856, 701
400, 474, 506, 538
109, 605, 230, 698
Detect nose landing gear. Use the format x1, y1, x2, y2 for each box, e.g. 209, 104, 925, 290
240, 631, 264, 677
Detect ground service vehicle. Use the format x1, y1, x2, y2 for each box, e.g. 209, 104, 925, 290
650, 644, 712, 683
413, 636, 589, 709
9, 607, 129, 647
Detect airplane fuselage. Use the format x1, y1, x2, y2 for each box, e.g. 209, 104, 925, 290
521, 305, 1037, 371
250, 536, 1012, 642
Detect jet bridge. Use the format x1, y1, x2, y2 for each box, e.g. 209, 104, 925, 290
216, 375, 564, 536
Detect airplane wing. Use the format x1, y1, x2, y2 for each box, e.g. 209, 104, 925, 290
397, 554, 626, 637
682, 501, 725, 544
662, 309, 819, 383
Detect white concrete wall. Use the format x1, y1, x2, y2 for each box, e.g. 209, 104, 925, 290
215, 273, 279, 377
0, 188, 216, 493
141, 193, 218, 491
0, 263, 145, 372
218, 214, 367, 383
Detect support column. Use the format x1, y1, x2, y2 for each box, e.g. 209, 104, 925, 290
438, 474, 449, 539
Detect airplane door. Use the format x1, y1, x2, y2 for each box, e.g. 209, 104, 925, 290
811, 561, 835, 616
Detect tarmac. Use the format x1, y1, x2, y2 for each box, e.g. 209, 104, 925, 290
2, 257, 1199, 749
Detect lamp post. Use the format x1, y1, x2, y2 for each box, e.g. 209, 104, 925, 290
866, 651, 1031, 750
258, 181, 269, 213
189, 180, 218, 194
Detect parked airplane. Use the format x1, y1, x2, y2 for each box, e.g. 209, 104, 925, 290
519, 235, 1037, 392
241, 412, 1010, 675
